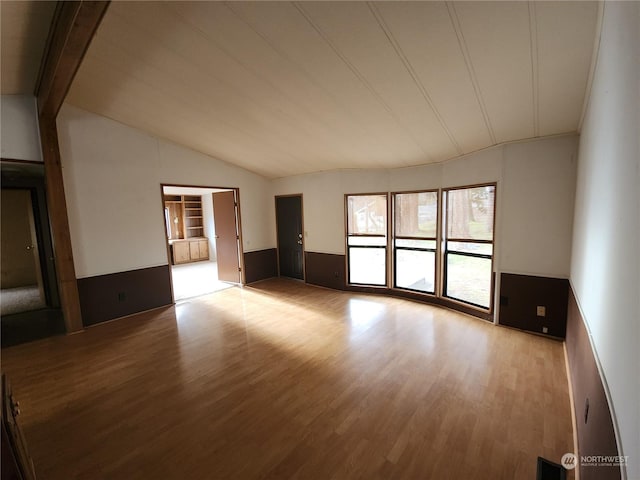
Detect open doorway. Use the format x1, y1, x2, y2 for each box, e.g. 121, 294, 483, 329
161, 185, 243, 302
1, 189, 45, 314
1, 160, 64, 347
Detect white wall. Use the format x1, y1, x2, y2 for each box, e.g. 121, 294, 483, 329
500, 139, 577, 277
570, 2, 639, 477
273, 135, 577, 279
0, 95, 42, 161
57, 104, 274, 278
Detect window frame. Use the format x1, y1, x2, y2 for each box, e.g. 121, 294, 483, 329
345, 193, 389, 287
441, 183, 497, 311
391, 189, 440, 295
343, 184, 497, 317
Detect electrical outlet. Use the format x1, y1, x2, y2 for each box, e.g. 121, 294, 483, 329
542, 327, 548, 334
118, 292, 126, 302
536, 305, 546, 317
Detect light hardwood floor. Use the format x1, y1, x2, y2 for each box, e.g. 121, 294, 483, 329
1, 278, 574, 479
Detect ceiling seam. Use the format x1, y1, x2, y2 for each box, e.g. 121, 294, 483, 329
222, 2, 374, 153
445, 2, 497, 145
528, 2, 540, 138
578, 1, 604, 132
367, 2, 463, 156
293, 1, 433, 163
100, 6, 309, 171
162, 2, 332, 169
74, 43, 303, 175
216, 3, 376, 168
269, 131, 578, 180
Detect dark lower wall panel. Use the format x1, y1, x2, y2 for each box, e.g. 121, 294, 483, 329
244, 248, 277, 284
305, 252, 345, 290
566, 287, 621, 480
77, 265, 172, 327
499, 273, 569, 338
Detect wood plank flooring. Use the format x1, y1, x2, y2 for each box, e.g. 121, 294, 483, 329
1, 278, 574, 479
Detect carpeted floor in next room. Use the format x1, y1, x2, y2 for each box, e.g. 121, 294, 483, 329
1, 285, 45, 316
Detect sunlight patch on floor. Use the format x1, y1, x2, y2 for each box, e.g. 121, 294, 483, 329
171, 261, 233, 301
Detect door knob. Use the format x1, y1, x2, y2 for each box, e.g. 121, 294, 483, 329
26, 245, 34, 251
297, 240, 303, 245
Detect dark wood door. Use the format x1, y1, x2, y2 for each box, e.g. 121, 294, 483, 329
276, 195, 304, 279
213, 191, 240, 283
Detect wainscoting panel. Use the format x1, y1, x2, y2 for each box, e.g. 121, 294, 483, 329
304, 252, 346, 290
243, 248, 277, 284
77, 265, 173, 326
565, 287, 621, 480
499, 273, 569, 338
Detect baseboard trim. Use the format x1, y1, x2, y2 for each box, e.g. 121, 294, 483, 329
84, 304, 174, 329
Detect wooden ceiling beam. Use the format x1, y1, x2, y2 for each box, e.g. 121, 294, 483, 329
36, 1, 109, 119
36, 1, 109, 333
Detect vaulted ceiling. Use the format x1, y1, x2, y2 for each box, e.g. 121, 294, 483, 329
0, 0, 55, 94
4, 2, 599, 179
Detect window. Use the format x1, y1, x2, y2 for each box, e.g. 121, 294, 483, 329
345, 184, 496, 314
393, 191, 438, 293
442, 185, 495, 309
346, 194, 387, 286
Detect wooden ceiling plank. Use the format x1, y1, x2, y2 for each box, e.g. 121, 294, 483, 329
536, 1, 599, 136
71, 2, 347, 169
375, 2, 493, 155
445, 2, 494, 147
296, 1, 454, 162
167, 2, 366, 156
368, 2, 463, 156
72, 1, 431, 173
59, 2, 599, 177
70, 46, 323, 172
167, 1, 395, 168
67, 62, 308, 177
87, 11, 349, 168
451, 1, 534, 143
226, 1, 425, 166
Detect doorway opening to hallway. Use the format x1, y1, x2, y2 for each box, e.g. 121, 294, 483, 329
161, 185, 243, 302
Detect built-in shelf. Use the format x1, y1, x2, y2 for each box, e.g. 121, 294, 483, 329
163, 194, 209, 264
